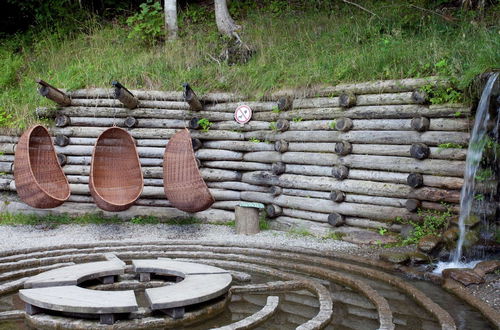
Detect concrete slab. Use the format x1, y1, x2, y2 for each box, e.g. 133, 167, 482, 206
19, 286, 138, 314
24, 261, 125, 288
146, 273, 232, 310
133, 259, 230, 277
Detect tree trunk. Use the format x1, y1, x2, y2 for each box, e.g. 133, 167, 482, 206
214, 0, 240, 37
164, 0, 178, 40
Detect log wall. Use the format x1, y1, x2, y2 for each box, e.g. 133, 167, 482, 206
0, 77, 470, 237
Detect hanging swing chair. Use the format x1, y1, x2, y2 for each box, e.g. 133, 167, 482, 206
163, 128, 214, 212
89, 127, 143, 212
14, 125, 70, 208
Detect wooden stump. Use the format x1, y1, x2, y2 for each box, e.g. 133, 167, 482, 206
334, 141, 352, 156
410, 143, 430, 160
276, 119, 290, 132
57, 153, 67, 166
405, 199, 421, 212
328, 212, 345, 227
335, 117, 353, 132
269, 186, 282, 196
37, 79, 71, 106
330, 190, 345, 203
55, 135, 70, 147
235, 206, 260, 235
124, 116, 138, 128
266, 204, 282, 218
272, 162, 286, 175
277, 96, 293, 111
189, 118, 200, 129
191, 138, 203, 151
411, 117, 430, 132
339, 93, 357, 108
407, 173, 424, 188
275, 140, 289, 153
113, 82, 139, 109
332, 165, 349, 180
183, 83, 203, 111
412, 90, 429, 104
55, 115, 71, 127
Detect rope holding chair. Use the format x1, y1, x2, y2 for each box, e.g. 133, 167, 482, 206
163, 128, 214, 212
14, 125, 70, 208
90, 127, 143, 212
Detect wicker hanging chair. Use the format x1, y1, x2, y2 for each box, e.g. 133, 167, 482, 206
90, 127, 143, 212
14, 125, 70, 208
163, 129, 214, 212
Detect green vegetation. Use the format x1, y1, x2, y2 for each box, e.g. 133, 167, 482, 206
378, 227, 388, 236
288, 227, 314, 237
269, 121, 278, 131
437, 142, 463, 149
475, 168, 494, 181
292, 117, 303, 123
197, 118, 213, 132
329, 120, 337, 130
249, 137, 261, 143
474, 193, 485, 201
394, 206, 452, 245
322, 232, 345, 240
1, 1, 499, 129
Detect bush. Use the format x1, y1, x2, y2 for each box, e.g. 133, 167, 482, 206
126, 0, 164, 42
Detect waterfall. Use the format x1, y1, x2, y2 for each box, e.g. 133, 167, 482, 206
452, 72, 499, 263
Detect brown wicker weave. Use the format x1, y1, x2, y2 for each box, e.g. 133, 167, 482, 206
14, 125, 70, 208
89, 127, 143, 212
163, 128, 214, 212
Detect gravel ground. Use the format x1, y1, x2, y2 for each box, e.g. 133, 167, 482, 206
0, 224, 497, 313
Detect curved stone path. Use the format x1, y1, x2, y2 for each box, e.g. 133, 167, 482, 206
0, 240, 497, 330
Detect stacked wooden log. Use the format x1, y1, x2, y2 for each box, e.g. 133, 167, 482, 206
0, 77, 470, 235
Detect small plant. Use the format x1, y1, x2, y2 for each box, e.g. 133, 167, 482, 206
126, 0, 164, 42
272, 106, 281, 113
0, 109, 12, 127
323, 232, 344, 240
438, 142, 463, 150
394, 207, 452, 245
197, 118, 213, 132
329, 120, 336, 130
269, 121, 278, 131
454, 111, 462, 117
378, 227, 388, 236
475, 168, 493, 182
420, 84, 463, 104
474, 194, 485, 201
130, 215, 159, 225
288, 227, 314, 237
249, 137, 261, 143
292, 117, 303, 123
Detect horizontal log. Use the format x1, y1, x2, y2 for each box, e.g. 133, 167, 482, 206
241, 191, 416, 221
269, 216, 334, 237
241, 172, 460, 203
69, 98, 190, 109
203, 161, 271, 171
207, 181, 269, 192
292, 92, 416, 109
286, 118, 468, 132
210, 121, 270, 131
253, 104, 470, 121
0, 155, 14, 162
0, 136, 18, 143
37, 107, 235, 122
68, 89, 243, 102
0, 200, 234, 223
0, 162, 13, 173
50, 127, 245, 141
0, 143, 15, 154
203, 141, 274, 152
66, 117, 190, 129
245, 130, 469, 146
271, 77, 449, 98
211, 201, 240, 210
204, 101, 277, 112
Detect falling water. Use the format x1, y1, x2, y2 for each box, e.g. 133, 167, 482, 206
452, 72, 499, 264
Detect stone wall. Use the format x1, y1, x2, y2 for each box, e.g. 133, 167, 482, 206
0, 77, 471, 238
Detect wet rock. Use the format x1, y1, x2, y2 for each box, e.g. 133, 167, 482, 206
408, 252, 432, 264
463, 230, 480, 249
443, 227, 458, 243
442, 268, 484, 286
417, 235, 441, 254
379, 252, 410, 264
473, 260, 500, 277
342, 229, 398, 245
450, 215, 481, 227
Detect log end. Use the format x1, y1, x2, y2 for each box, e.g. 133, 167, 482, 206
57, 153, 67, 167
339, 93, 357, 108
410, 143, 430, 160
330, 190, 345, 203
189, 118, 200, 129
334, 141, 352, 156
276, 119, 290, 132
191, 138, 203, 151
277, 96, 293, 111
266, 204, 282, 218
335, 117, 353, 132
328, 212, 345, 227
55, 115, 71, 128
274, 140, 289, 153
410, 117, 430, 132
269, 186, 282, 196
332, 165, 349, 180
55, 135, 70, 147
124, 116, 138, 128
407, 173, 424, 188
412, 90, 429, 104
271, 162, 286, 175
405, 199, 421, 212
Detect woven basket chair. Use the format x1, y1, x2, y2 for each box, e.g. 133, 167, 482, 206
14, 125, 70, 208
90, 127, 143, 212
163, 128, 214, 212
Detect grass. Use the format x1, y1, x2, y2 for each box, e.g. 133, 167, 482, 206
0, 212, 204, 227
1, 1, 499, 129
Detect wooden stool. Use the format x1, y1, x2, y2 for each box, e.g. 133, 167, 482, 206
235, 202, 264, 235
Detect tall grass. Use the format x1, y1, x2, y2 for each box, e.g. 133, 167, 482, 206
0, 1, 498, 129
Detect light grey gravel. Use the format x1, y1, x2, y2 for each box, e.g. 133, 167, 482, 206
0, 224, 359, 254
